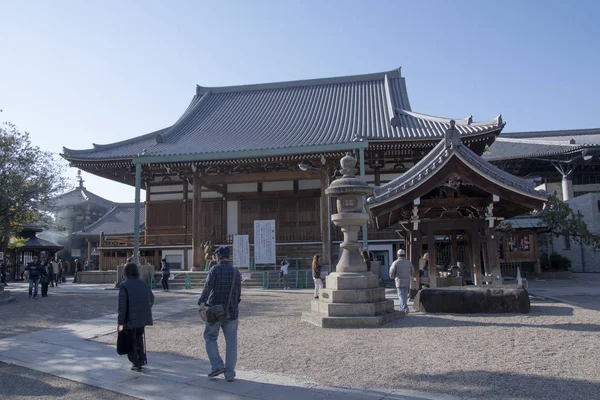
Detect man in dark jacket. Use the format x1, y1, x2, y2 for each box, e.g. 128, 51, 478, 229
40, 260, 53, 297
198, 246, 242, 382
118, 263, 154, 372
24, 256, 46, 299
0, 259, 7, 286
160, 258, 170, 292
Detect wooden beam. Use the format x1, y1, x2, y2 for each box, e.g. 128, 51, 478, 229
202, 170, 321, 185
226, 189, 320, 201
196, 176, 226, 195
320, 173, 331, 266
471, 223, 482, 285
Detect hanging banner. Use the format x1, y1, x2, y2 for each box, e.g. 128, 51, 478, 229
233, 234, 250, 268
254, 220, 276, 265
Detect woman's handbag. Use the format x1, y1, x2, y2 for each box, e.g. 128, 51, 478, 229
205, 271, 236, 324
116, 326, 131, 355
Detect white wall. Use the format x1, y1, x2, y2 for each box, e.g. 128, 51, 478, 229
263, 181, 293, 191
228, 183, 257, 193
299, 179, 321, 190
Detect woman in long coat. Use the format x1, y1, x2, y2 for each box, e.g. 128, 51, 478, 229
118, 263, 154, 371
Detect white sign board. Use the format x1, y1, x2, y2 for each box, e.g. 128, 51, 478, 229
233, 234, 250, 268
254, 220, 276, 265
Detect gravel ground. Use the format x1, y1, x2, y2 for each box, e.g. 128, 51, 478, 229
0, 361, 135, 399
94, 290, 600, 400
0, 289, 191, 339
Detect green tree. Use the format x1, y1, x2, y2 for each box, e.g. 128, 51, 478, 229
0, 121, 68, 252
534, 195, 600, 251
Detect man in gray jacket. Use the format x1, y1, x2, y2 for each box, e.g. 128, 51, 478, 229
389, 249, 414, 313
118, 263, 154, 371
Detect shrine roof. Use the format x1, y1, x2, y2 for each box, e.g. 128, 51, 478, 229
72, 203, 145, 237
484, 128, 600, 161
367, 122, 547, 208
63, 68, 503, 163
51, 185, 114, 209
14, 236, 63, 250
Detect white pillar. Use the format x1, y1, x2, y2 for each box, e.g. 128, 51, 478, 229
562, 175, 574, 201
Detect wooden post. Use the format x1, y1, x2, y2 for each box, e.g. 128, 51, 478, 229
472, 222, 483, 285
99, 233, 104, 271
427, 223, 437, 288
451, 233, 458, 265
154, 249, 159, 271
486, 225, 502, 285
410, 229, 422, 298
320, 173, 331, 266
192, 176, 204, 269
87, 239, 92, 264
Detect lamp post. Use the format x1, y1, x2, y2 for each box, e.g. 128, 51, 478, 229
298, 163, 332, 269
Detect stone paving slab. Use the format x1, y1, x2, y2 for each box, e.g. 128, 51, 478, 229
0, 296, 457, 400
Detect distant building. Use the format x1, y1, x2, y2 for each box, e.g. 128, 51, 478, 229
6, 224, 62, 280
42, 170, 114, 264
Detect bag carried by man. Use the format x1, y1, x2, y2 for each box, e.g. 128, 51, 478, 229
205, 271, 236, 324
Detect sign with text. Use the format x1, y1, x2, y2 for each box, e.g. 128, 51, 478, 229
254, 220, 276, 265
233, 234, 250, 268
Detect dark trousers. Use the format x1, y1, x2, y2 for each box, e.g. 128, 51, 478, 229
41, 282, 49, 297
127, 327, 146, 367
51, 273, 58, 286
161, 275, 169, 291
1, 275, 6, 285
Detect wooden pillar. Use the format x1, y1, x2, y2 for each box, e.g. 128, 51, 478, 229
320, 173, 331, 266
99, 233, 105, 271
154, 249, 159, 270
427, 223, 437, 288
451, 233, 458, 265
486, 225, 502, 285
192, 176, 204, 269
410, 229, 422, 298
87, 239, 92, 264
471, 222, 483, 285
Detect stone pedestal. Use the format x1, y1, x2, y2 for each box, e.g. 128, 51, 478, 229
301, 153, 403, 328
0, 284, 15, 304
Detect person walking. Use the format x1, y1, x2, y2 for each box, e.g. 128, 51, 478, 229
389, 249, 414, 313
24, 256, 46, 299
0, 258, 7, 287
160, 258, 170, 292
198, 246, 242, 382
361, 250, 371, 272
118, 263, 154, 372
51, 259, 59, 287
41, 259, 53, 297
58, 260, 65, 283
312, 255, 323, 299
280, 260, 290, 289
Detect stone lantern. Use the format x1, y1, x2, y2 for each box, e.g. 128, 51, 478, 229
301, 153, 403, 328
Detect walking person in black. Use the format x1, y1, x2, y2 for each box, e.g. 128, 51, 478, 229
24, 256, 46, 299
0, 258, 7, 287
40, 259, 53, 297
160, 258, 170, 292
118, 263, 154, 372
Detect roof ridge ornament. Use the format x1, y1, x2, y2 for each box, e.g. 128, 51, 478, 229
496, 114, 503, 127
445, 120, 461, 149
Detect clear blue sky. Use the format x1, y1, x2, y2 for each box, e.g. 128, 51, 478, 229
1, 0, 599, 202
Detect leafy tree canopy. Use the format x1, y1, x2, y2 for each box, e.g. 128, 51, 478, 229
0, 120, 68, 251
534, 195, 600, 251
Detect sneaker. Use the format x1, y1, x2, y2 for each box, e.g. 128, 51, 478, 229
314, 296, 319, 299
226, 377, 235, 382
208, 368, 226, 378
130, 365, 143, 372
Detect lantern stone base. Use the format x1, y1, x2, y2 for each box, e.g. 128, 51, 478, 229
301, 273, 404, 328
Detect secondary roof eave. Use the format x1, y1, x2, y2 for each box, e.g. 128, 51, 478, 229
131, 141, 369, 165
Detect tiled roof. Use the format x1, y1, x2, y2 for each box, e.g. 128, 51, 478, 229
17, 237, 63, 250
51, 186, 115, 209
63, 69, 503, 162
367, 122, 547, 207
500, 216, 547, 230
484, 128, 600, 161
72, 203, 145, 237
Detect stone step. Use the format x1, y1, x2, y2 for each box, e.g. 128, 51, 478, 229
301, 310, 404, 328
310, 299, 395, 316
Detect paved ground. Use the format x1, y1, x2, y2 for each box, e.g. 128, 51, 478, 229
527, 273, 600, 311
1, 275, 599, 399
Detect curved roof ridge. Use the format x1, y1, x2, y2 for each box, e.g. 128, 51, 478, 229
63, 127, 171, 155
196, 68, 403, 95
397, 109, 502, 127
494, 137, 578, 146
501, 127, 600, 138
